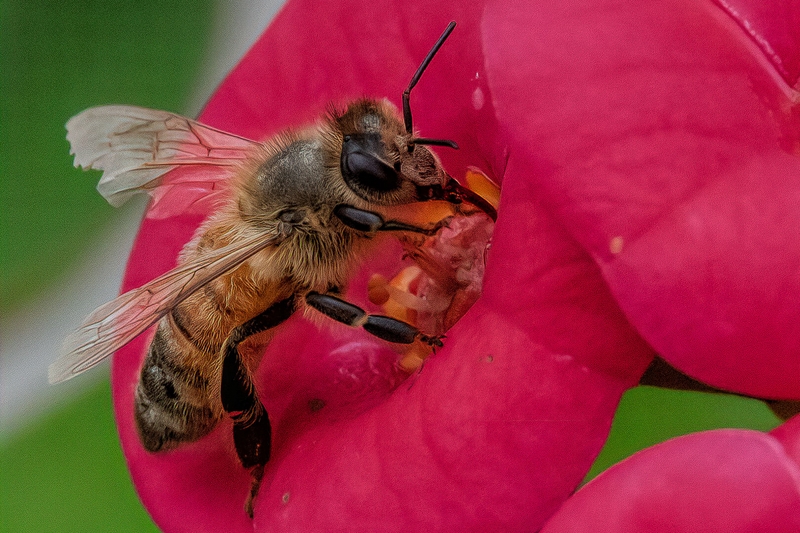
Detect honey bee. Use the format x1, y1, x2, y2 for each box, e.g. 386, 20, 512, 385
49, 21, 496, 516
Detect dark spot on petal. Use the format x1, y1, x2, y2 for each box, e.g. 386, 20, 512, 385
308, 398, 326, 412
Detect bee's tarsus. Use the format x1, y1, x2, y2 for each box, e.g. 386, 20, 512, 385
245, 464, 265, 519
420, 334, 445, 348
444, 178, 498, 221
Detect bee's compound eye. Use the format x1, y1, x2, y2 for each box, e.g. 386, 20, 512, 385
341, 134, 400, 193
343, 151, 399, 192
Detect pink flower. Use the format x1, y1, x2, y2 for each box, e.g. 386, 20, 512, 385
111, 0, 800, 531
484, 0, 800, 398
541, 418, 800, 532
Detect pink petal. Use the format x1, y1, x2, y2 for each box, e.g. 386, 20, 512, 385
484, 0, 800, 398
713, 0, 800, 86
243, 167, 652, 530
540, 429, 800, 532
116, 177, 652, 532
113, 0, 656, 530
770, 413, 800, 464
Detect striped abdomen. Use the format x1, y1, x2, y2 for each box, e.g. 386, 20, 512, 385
134, 314, 220, 452
133, 259, 290, 453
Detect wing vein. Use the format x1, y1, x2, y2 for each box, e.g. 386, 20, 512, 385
49, 231, 282, 383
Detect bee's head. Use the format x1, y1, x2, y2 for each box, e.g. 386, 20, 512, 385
332, 99, 448, 206
330, 99, 496, 220
325, 22, 497, 219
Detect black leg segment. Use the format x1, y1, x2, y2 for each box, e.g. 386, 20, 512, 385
305, 291, 443, 347
334, 204, 446, 236
304, 292, 365, 325
363, 315, 419, 344
220, 295, 296, 474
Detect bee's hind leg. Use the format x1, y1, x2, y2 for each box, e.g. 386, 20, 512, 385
304, 292, 444, 347
220, 295, 297, 518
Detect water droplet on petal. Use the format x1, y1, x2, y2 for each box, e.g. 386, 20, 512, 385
472, 87, 485, 110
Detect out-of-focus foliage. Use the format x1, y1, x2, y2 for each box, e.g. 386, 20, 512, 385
0, 380, 161, 533
0, 1, 213, 531
0, 0, 214, 311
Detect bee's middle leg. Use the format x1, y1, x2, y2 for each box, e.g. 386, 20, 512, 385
220, 294, 296, 517
304, 292, 444, 347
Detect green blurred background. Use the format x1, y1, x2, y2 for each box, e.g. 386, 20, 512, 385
0, 1, 780, 532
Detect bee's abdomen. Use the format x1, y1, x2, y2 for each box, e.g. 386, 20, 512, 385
134, 319, 220, 452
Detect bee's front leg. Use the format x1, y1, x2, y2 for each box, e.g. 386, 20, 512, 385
305, 292, 444, 347
333, 204, 449, 236
220, 295, 297, 518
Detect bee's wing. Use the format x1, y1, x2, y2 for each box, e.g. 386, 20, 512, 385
49, 231, 282, 384
66, 105, 258, 208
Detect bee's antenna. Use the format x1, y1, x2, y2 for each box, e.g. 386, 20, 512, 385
412, 137, 458, 149
403, 21, 458, 151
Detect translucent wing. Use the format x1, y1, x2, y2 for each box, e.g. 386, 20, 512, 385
49, 231, 282, 384
66, 105, 258, 208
